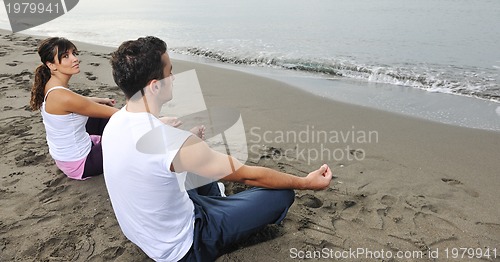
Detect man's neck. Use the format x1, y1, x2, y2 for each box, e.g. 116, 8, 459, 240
126, 98, 160, 117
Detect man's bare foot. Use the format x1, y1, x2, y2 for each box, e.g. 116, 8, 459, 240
190, 125, 205, 140
159, 116, 182, 128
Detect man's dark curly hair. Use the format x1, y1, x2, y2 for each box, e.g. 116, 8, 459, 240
110, 36, 167, 99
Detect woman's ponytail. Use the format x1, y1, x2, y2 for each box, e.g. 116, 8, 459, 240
30, 63, 51, 110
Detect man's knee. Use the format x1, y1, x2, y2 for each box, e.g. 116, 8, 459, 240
270, 189, 295, 224
277, 189, 295, 208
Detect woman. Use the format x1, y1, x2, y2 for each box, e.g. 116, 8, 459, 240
30, 37, 118, 180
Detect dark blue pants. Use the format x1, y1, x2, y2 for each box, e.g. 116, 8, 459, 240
180, 180, 295, 262
82, 117, 109, 178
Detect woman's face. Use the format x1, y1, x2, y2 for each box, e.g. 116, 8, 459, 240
52, 47, 80, 75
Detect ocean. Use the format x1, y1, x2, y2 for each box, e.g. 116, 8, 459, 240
1, 0, 500, 130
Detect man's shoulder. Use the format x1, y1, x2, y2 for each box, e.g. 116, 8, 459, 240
109, 106, 127, 120
104, 108, 126, 130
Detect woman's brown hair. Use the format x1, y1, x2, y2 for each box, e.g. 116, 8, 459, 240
30, 37, 77, 110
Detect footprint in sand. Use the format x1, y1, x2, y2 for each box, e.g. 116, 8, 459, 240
298, 194, 323, 208
475, 222, 500, 241
441, 178, 461, 185
4, 122, 32, 136
36, 235, 80, 261
253, 146, 284, 166
42, 175, 66, 188
0, 45, 14, 54
38, 184, 68, 204
0, 187, 14, 198
22, 50, 37, 55
441, 178, 479, 198
413, 212, 459, 246
343, 195, 396, 231
343, 200, 356, 209
404, 195, 439, 213
380, 195, 397, 206
75, 235, 96, 261
2, 178, 20, 187
84, 72, 98, 81
14, 149, 46, 167
98, 246, 126, 260
349, 149, 364, 159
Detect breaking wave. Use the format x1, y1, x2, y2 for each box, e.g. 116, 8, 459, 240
172, 47, 500, 102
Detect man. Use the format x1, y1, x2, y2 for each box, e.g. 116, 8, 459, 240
103, 36, 332, 262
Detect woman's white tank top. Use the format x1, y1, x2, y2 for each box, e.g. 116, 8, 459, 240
41, 86, 91, 161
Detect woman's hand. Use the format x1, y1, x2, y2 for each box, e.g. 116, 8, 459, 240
91, 97, 115, 107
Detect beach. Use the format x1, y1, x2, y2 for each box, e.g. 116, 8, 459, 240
0, 30, 499, 261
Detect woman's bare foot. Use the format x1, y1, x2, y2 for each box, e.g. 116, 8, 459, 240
190, 125, 205, 140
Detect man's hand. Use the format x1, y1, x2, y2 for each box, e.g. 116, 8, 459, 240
159, 116, 183, 128
304, 164, 332, 190
190, 125, 205, 140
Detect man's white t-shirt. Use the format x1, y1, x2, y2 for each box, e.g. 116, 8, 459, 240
102, 107, 194, 261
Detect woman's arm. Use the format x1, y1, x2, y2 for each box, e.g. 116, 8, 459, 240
58, 89, 118, 118
89, 97, 116, 107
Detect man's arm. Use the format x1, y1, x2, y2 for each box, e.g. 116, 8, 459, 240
172, 135, 332, 190
223, 163, 331, 190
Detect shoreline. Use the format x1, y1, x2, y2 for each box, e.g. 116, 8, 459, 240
0, 31, 499, 261
170, 52, 500, 132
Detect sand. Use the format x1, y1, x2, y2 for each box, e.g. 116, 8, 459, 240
0, 30, 499, 261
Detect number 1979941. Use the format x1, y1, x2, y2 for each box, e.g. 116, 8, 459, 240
6, 2, 62, 14
441, 247, 497, 259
